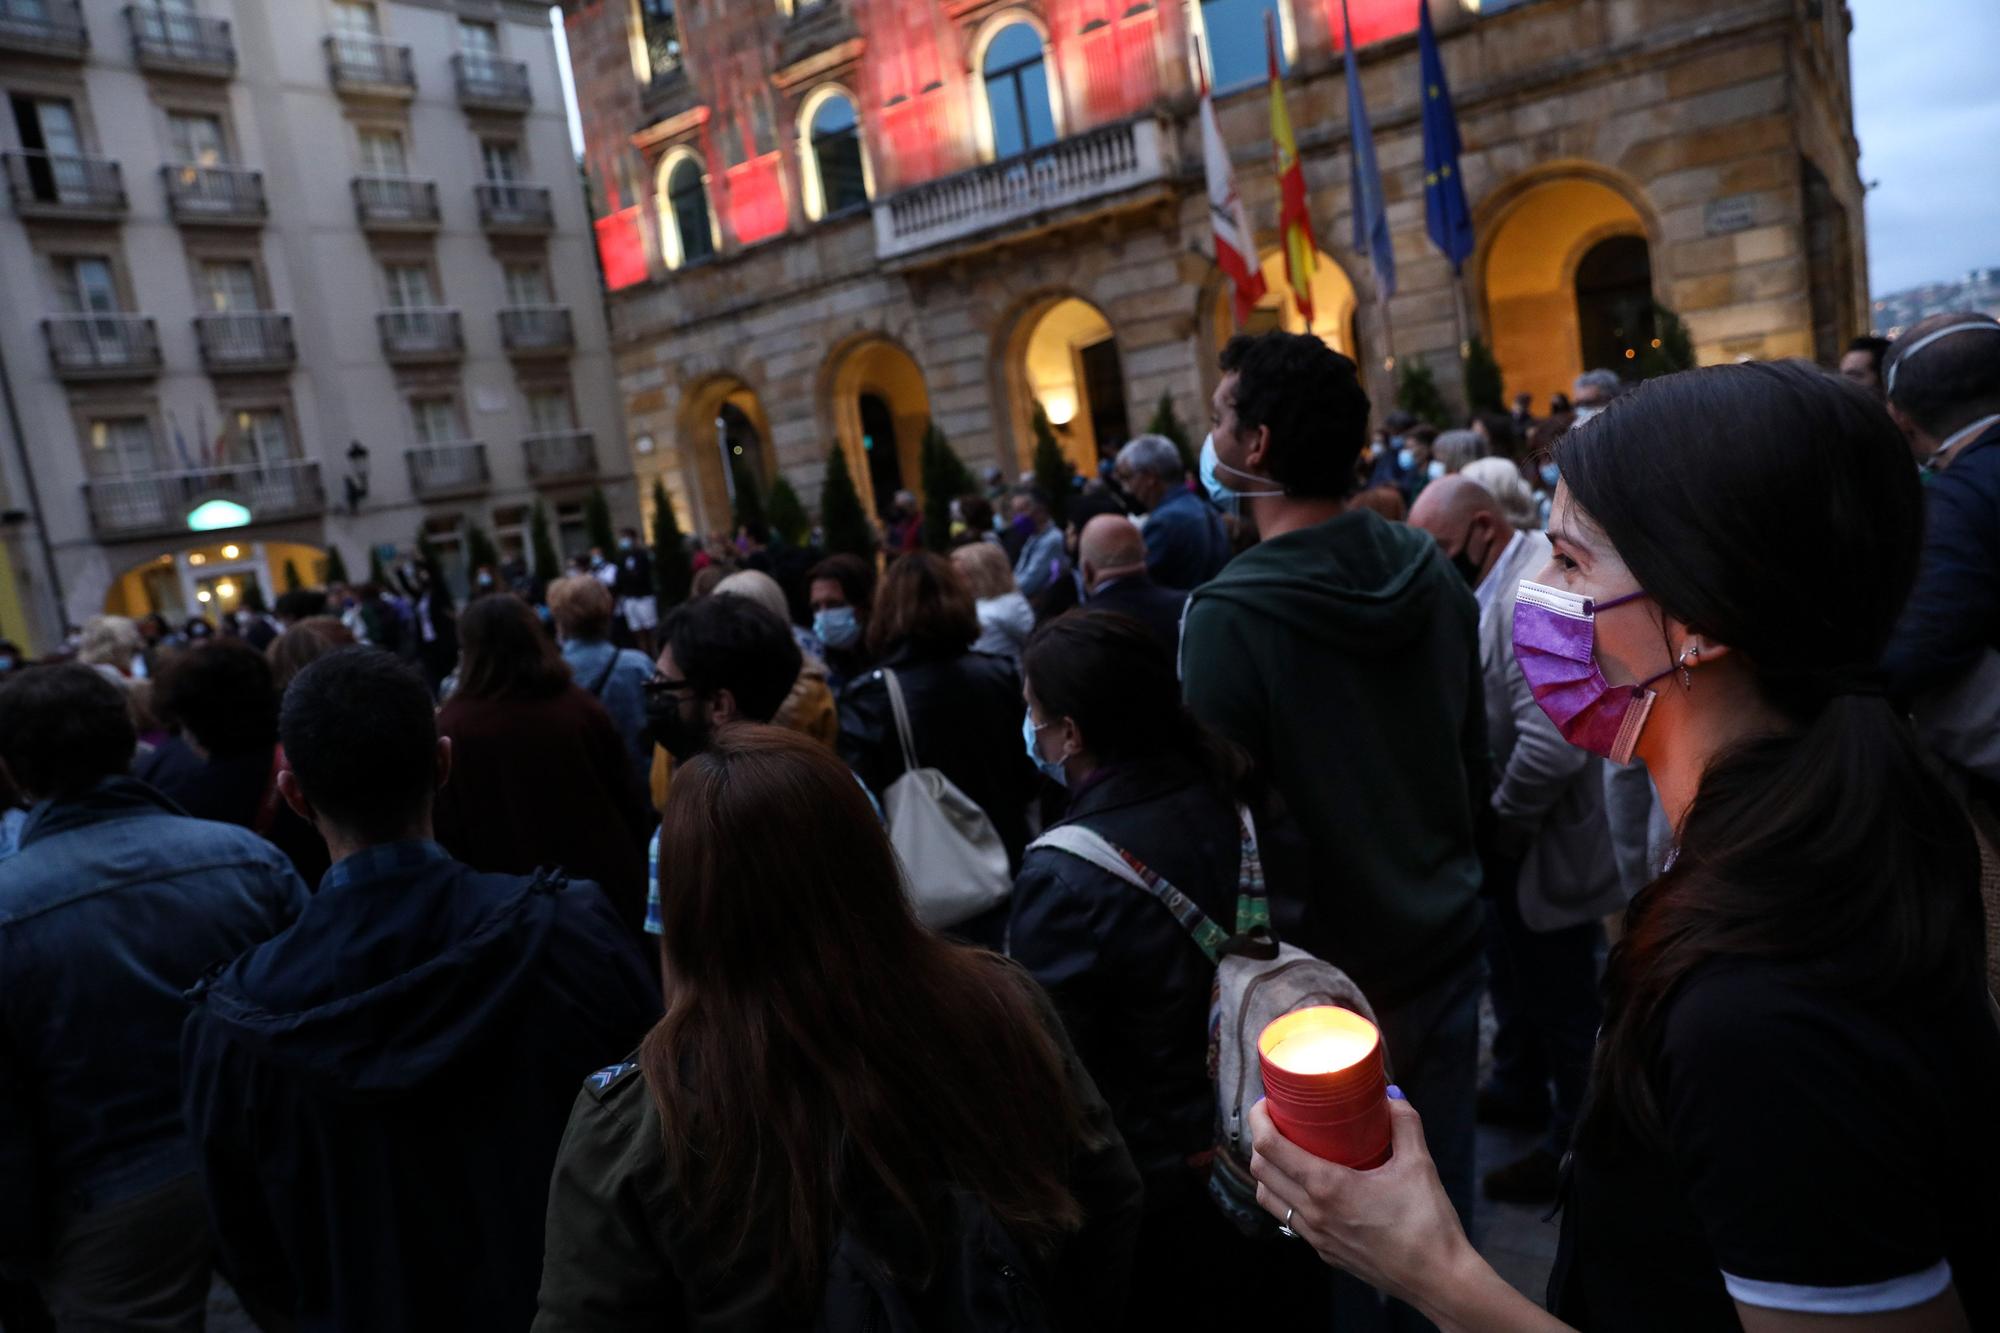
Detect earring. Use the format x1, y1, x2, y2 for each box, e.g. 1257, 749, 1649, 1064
1677, 642, 1700, 690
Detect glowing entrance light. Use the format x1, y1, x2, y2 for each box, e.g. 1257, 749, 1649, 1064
187, 499, 252, 532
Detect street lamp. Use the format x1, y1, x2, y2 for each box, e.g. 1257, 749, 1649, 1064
344, 440, 371, 513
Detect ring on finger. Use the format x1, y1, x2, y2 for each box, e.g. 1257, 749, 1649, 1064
1279, 1204, 1297, 1238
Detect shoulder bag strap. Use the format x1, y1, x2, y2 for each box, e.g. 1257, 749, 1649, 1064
586, 647, 619, 698
1030, 825, 1231, 964
879, 669, 921, 775
1233, 803, 1273, 937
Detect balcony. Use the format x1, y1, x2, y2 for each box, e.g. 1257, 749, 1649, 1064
453, 52, 531, 112
3, 152, 126, 222
84, 461, 324, 541
196, 312, 295, 374
406, 442, 489, 499
499, 304, 573, 358
163, 163, 266, 226
874, 117, 1170, 263
353, 175, 439, 232
0, 0, 87, 59
475, 181, 553, 234
127, 5, 233, 77
376, 308, 462, 363
325, 32, 415, 98
43, 315, 160, 380
524, 431, 597, 484
776, 0, 858, 78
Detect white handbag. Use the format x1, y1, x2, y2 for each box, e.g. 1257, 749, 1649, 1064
878, 669, 1014, 930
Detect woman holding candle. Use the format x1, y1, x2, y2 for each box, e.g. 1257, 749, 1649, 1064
534, 724, 1142, 1329
1009, 610, 1328, 1326
1248, 361, 2000, 1329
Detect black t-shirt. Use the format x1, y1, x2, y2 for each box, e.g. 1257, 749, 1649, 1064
1551, 956, 2000, 1329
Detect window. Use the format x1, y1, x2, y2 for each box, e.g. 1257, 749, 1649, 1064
504, 262, 549, 307
331, 1, 380, 37
493, 503, 528, 559
201, 260, 260, 312
9, 96, 86, 202
410, 396, 463, 444
227, 408, 295, 466
664, 156, 714, 267
640, 0, 680, 81
1196, 0, 1287, 92
383, 263, 435, 308
480, 139, 523, 182
458, 18, 499, 56
526, 386, 575, 435
803, 92, 867, 220
358, 128, 407, 175
56, 257, 118, 313
556, 499, 587, 556
168, 112, 226, 167
87, 417, 158, 477
982, 22, 1057, 159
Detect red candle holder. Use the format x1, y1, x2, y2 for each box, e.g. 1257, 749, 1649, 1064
1257, 1006, 1393, 1169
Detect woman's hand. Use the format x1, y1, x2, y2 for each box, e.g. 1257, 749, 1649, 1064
1249, 1094, 1480, 1314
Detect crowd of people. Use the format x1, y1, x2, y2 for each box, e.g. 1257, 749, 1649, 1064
2, 314, 1998, 1332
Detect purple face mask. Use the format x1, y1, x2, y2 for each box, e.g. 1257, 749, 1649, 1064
1512, 580, 1677, 766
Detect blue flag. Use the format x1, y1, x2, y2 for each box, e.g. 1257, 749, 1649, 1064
1341, 0, 1395, 300
1418, 0, 1474, 271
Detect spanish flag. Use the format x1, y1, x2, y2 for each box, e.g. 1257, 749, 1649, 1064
1268, 14, 1318, 324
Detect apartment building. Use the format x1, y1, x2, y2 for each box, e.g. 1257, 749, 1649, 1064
0, 0, 630, 649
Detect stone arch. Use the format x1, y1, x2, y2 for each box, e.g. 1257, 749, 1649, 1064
995, 290, 1130, 476
818, 333, 934, 518
1196, 246, 1366, 407
1471, 163, 1662, 411
676, 375, 775, 539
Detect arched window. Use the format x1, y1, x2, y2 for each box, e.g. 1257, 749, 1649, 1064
1194, 0, 1288, 92
662, 154, 715, 268
982, 22, 1057, 160
802, 91, 869, 220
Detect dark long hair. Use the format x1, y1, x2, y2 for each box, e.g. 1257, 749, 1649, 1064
451, 593, 569, 702
865, 551, 978, 660
639, 726, 1085, 1308
1558, 362, 1983, 1149
1022, 610, 1249, 795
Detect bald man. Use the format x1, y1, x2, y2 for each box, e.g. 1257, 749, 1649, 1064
1410, 474, 1625, 1205
1077, 513, 1189, 655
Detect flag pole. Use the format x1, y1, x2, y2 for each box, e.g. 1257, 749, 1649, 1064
1452, 268, 1469, 359
1382, 298, 1397, 375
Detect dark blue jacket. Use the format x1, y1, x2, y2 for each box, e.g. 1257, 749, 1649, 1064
181, 842, 660, 1333
1142, 486, 1230, 591
0, 778, 306, 1267
1883, 421, 2000, 701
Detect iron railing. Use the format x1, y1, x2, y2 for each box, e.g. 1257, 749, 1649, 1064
43, 314, 160, 377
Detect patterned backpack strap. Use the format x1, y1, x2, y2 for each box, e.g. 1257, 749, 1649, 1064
1030, 825, 1233, 964
1233, 803, 1273, 938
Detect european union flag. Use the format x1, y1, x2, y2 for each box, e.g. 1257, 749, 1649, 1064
1419, 1, 1474, 272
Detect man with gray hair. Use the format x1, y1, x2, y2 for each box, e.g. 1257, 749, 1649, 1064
1113, 433, 1230, 590
1570, 368, 1624, 426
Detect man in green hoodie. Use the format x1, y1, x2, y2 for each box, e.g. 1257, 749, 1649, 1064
1182, 331, 1488, 1254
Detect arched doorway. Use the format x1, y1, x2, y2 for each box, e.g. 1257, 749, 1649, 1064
677, 377, 774, 540
826, 337, 932, 517
104, 539, 328, 620
1211, 248, 1362, 357
1479, 172, 1655, 410
1006, 295, 1129, 475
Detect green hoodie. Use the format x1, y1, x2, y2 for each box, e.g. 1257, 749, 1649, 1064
1180, 507, 1486, 1005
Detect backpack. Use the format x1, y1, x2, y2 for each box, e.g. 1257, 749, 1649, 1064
814, 1188, 1056, 1333
878, 669, 1013, 930
1029, 804, 1379, 1237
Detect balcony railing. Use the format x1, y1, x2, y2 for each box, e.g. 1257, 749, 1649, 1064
163, 163, 265, 225
407, 442, 489, 499
196, 312, 295, 373
43, 314, 160, 379
524, 431, 597, 484
452, 52, 531, 111
874, 117, 1169, 262
3, 151, 126, 221
127, 6, 233, 76
84, 460, 324, 540
325, 31, 415, 97
353, 174, 439, 231
377, 307, 462, 363
499, 304, 573, 357
475, 181, 553, 234
0, 0, 87, 59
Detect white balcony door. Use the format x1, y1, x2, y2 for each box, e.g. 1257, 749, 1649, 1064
481, 139, 522, 183
459, 18, 498, 57
58, 257, 118, 314
527, 388, 574, 436
358, 128, 406, 176
228, 408, 296, 466
28, 100, 91, 200
332, 1, 381, 37
411, 397, 462, 445
87, 417, 158, 478
202, 260, 260, 312
168, 112, 226, 168
504, 262, 549, 307
383, 263, 435, 309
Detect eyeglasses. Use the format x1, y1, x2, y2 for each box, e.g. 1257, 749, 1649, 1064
643, 674, 691, 696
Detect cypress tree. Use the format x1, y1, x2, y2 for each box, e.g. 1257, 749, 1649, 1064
583, 486, 617, 552
465, 522, 501, 573
766, 475, 810, 547
282, 558, 303, 592
919, 422, 976, 552
1145, 392, 1195, 473
651, 477, 693, 605
1030, 405, 1075, 528
529, 500, 560, 583
1463, 336, 1505, 415
323, 544, 349, 586
820, 443, 875, 560
1637, 304, 1695, 380
730, 457, 767, 540
1395, 359, 1451, 429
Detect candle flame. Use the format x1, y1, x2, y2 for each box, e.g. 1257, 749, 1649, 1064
1267, 1029, 1375, 1076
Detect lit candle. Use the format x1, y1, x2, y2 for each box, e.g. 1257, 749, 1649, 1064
1258, 1006, 1394, 1169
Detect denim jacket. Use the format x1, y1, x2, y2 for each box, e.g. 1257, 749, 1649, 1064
0, 777, 306, 1264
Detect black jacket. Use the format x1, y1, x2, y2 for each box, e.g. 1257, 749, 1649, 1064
1006, 760, 1238, 1190
1883, 420, 2000, 701
181, 845, 660, 1333
1083, 576, 1189, 657
838, 644, 1040, 873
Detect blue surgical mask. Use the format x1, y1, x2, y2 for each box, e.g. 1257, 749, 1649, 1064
1426, 459, 1447, 481
1200, 432, 1282, 511
1540, 462, 1561, 488
1397, 447, 1417, 472
1022, 709, 1068, 787
814, 606, 860, 650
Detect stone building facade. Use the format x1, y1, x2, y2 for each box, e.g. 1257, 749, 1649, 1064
561, 0, 1867, 536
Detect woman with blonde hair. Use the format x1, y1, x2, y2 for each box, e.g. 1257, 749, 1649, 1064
951, 540, 1035, 663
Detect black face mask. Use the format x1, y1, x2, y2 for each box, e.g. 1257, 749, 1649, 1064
1451, 533, 1489, 588
644, 691, 711, 763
